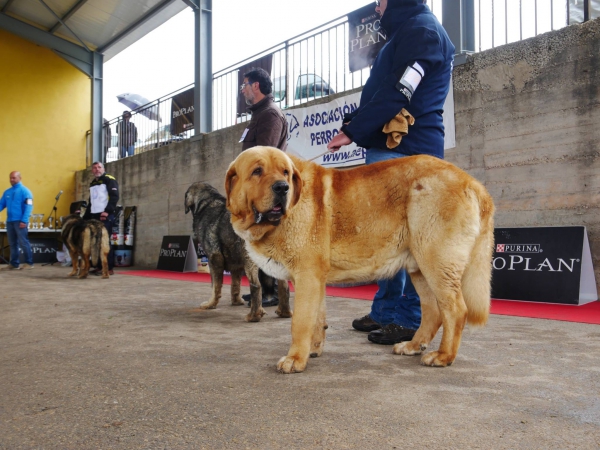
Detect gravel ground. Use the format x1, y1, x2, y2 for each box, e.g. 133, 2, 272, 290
1, 265, 599, 449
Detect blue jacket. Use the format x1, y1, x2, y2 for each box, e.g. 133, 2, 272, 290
342, 0, 455, 157
0, 182, 34, 223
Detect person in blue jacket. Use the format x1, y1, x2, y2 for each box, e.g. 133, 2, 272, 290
0, 171, 34, 270
327, 0, 455, 345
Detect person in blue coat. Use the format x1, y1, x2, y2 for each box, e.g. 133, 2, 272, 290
327, 0, 455, 344
0, 171, 34, 270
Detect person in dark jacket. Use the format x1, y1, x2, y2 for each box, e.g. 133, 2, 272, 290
240, 67, 288, 152
82, 162, 119, 275
327, 0, 455, 345
239, 67, 288, 306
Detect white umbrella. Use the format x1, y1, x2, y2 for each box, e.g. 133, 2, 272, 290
117, 93, 161, 122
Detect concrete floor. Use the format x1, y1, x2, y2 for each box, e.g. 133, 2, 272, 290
1, 265, 599, 449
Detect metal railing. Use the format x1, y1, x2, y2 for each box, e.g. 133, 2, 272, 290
104, 0, 597, 158
103, 84, 196, 162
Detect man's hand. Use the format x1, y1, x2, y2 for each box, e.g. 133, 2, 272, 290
19, 222, 27, 229
100, 212, 108, 221
327, 132, 352, 152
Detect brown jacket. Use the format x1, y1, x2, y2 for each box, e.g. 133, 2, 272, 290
241, 94, 288, 151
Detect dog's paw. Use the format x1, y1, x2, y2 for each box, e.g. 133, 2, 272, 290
67, 271, 77, 277
392, 341, 422, 356
231, 297, 245, 306
275, 307, 292, 318
245, 308, 266, 322
198, 301, 217, 310
420, 351, 454, 367
277, 355, 307, 374
77, 274, 88, 279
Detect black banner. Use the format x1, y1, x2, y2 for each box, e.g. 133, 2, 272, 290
156, 235, 197, 272
20, 237, 58, 264
491, 227, 594, 304
171, 88, 194, 136
347, 4, 387, 73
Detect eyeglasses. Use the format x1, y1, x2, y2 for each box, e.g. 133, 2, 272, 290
240, 81, 254, 90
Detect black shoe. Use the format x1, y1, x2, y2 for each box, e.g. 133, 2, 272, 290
90, 268, 101, 276
352, 314, 381, 332
243, 294, 279, 307
367, 324, 416, 345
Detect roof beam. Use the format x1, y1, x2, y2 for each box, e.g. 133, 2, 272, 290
97, 0, 177, 54
1, 0, 17, 13
0, 12, 93, 75
36, 0, 90, 51
49, 0, 90, 34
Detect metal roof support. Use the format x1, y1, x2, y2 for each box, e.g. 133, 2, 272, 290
49, 0, 90, 34
442, 0, 475, 65
0, 12, 93, 76
91, 51, 104, 164
188, 0, 212, 135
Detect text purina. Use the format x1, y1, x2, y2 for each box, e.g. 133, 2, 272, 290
496, 244, 541, 253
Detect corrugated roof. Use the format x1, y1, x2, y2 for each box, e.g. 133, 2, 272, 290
0, 0, 187, 61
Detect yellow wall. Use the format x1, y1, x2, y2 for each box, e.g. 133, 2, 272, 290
0, 29, 90, 225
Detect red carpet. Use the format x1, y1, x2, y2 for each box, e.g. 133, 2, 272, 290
122, 270, 600, 325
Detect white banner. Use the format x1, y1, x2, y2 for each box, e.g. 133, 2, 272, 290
284, 85, 455, 168
285, 92, 365, 168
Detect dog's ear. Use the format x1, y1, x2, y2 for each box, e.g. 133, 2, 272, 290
290, 161, 303, 208
224, 163, 238, 209
184, 189, 193, 215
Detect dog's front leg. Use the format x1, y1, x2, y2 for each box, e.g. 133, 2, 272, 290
244, 260, 265, 322
277, 274, 325, 374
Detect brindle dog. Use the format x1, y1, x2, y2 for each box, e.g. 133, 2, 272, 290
61, 214, 111, 279
184, 182, 291, 322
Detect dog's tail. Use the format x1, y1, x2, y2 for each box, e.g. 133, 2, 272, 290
462, 186, 495, 328
90, 226, 101, 266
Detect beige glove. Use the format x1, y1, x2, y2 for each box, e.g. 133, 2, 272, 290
382, 108, 415, 149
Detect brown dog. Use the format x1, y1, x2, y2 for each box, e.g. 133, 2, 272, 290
225, 146, 495, 373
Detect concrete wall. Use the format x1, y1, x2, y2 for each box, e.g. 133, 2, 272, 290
77, 18, 600, 287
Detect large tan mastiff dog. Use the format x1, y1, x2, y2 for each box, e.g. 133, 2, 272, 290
225, 146, 495, 373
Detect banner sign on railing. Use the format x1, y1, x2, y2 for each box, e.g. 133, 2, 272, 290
347, 4, 387, 72
171, 88, 194, 135
286, 92, 365, 168
285, 87, 455, 168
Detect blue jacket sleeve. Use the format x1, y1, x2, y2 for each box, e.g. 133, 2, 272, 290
21, 188, 33, 223
0, 192, 6, 213
343, 27, 445, 148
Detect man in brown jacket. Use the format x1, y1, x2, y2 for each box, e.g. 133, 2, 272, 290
240, 67, 288, 151
239, 67, 288, 307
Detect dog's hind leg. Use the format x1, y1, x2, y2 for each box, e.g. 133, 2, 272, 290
67, 249, 79, 277
195, 255, 224, 310
229, 268, 245, 306
275, 279, 292, 318
244, 260, 265, 322
409, 258, 469, 367
393, 270, 441, 357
